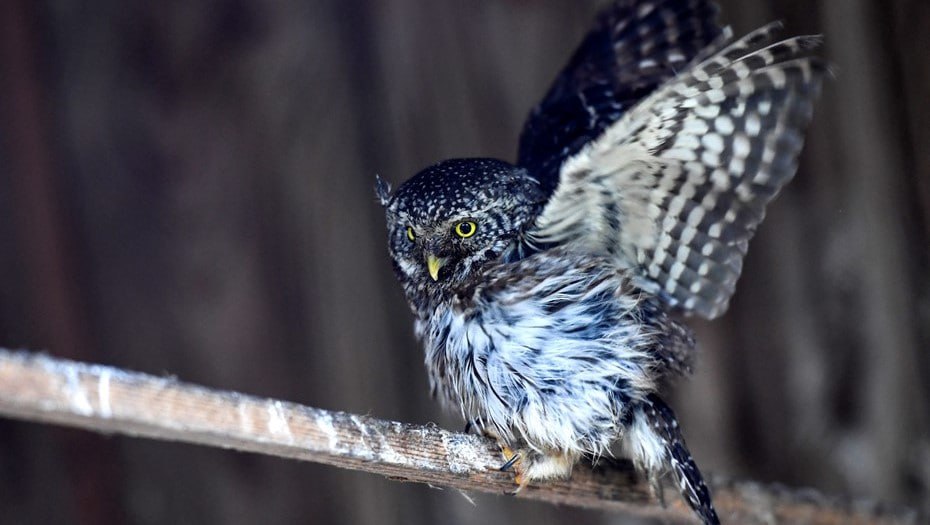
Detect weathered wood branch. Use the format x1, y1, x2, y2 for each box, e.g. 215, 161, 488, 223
0, 349, 917, 524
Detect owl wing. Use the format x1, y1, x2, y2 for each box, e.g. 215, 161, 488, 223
526, 23, 827, 319
517, 0, 724, 196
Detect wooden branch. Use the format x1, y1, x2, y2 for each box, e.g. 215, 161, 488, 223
0, 349, 918, 524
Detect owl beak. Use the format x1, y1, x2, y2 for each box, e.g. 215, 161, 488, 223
425, 254, 447, 281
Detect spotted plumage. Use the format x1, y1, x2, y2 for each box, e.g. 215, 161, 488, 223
378, 2, 824, 524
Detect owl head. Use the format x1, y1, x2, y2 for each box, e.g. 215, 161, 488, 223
378, 158, 545, 298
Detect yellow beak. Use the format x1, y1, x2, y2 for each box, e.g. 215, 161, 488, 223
426, 254, 447, 281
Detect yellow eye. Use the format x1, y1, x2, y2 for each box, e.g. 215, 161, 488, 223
454, 221, 477, 238
406, 226, 416, 242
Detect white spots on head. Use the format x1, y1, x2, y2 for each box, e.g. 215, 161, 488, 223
635, 3, 654, 19
396, 257, 420, 279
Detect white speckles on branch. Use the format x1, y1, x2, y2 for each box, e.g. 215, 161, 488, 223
267, 400, 294, 444
64, 366, 93, 416
441, 432, 495, 474
0, 350, 915, 523
97, 368, 112, 418
348, 414, 380, 462
236, 400, 254, 433
316, 412, 340, 451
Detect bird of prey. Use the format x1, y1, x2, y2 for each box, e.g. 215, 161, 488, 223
377, 2, 824, 523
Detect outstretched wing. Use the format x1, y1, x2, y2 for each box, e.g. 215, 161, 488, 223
517, 0, 724, 196
528, 23, 827, 319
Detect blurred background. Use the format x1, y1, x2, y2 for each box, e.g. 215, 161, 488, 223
1, 0, 928, 523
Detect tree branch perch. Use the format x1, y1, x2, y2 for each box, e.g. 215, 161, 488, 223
0, 349, 917, 524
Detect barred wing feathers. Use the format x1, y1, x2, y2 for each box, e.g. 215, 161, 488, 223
517, 0, 724, 195
529, 24, 826, 319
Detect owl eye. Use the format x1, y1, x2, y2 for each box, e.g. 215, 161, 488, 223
454, 221, 477, 238
406, 226, 416, 242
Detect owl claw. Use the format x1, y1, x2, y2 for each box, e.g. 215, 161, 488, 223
498, 445, 520, 468
497, 445, 533, 493
513, 472, 529, 492
499, 451, 521, 472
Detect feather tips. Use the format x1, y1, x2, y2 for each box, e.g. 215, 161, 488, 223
529, 24, 826, 319
517, 0, 724, 195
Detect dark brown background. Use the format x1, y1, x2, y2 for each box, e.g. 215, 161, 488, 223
1, 0, 927, 523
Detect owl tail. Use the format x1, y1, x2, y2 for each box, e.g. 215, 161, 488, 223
623, 394, 719, 525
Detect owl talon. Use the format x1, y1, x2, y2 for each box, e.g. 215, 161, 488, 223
513, 472, 528, 491
503, 472, 529, 495
498, 445, 520, 468
497, 445, 534, 491
499, 452, 521, 472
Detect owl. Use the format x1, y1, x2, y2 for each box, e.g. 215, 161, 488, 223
377, 1, 824, 524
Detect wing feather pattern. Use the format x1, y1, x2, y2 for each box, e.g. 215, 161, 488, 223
528, 25, 826, 319
517, 0, 724, 195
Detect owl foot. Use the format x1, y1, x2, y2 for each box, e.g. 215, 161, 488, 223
496, 445, 529, 492
496, 444, 576, 493
498, 446, 521, 472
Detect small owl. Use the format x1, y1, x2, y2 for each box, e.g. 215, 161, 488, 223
378, 2, 824, 524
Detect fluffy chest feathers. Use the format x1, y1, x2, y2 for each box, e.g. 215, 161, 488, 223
410, 250, 667, 454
